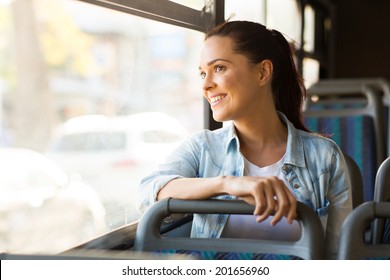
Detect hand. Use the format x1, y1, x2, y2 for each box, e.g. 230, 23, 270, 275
223, 176, 297, 225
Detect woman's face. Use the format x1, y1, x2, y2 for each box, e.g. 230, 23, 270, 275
199, 36, 265, 122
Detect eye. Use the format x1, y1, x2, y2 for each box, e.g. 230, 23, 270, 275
199, 71, 206, 79
214, 65, 226, 72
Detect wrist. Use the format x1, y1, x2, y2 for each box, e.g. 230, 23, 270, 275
217, 175, 232, 195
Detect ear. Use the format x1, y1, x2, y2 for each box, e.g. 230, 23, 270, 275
257, 60, 273, 86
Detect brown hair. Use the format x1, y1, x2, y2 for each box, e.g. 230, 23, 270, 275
205, 21, 310, 132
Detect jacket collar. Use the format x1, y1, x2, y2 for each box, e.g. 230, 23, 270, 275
225, 112, 306, 168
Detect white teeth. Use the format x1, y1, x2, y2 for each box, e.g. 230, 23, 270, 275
210, 95, 225, 103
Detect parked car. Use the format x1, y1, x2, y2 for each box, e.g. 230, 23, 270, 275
0, 148, 106, 254
46, 112, 189, 228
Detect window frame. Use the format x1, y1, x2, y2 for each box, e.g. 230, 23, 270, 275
78, 0, 215, 32
299, 0, 334, 78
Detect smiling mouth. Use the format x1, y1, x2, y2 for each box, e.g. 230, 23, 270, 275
210, 94, 226, 106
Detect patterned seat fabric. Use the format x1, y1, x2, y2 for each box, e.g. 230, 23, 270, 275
152, 250, 302, 260
305, 111, 377, 201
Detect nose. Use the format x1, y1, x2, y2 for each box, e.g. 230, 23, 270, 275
202, 74, 216, 92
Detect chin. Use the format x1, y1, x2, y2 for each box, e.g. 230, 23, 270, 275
212, 112, 229, 123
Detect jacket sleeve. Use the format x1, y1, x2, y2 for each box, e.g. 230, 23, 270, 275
325, 146, 353, 259
136, 134, 201, 214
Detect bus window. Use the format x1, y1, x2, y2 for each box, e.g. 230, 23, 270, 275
303, 58, 320, 88
225, 0, 266, 23
304, 5, 315, 53
302, 5, 320, 88
225, 0, 301, 48
0, 0, 203, 254
265, 0, 301, 45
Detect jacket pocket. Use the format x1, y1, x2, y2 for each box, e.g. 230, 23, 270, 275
316, 199, 330, 217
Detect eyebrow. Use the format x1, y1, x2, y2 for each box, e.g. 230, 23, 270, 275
198, 58, 232, 70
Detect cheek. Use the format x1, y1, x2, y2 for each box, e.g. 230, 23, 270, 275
216, 73, 238, 90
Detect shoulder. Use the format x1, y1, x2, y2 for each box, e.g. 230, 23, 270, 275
281, 111, 342, 161
299, 130, 341, 152
298, 130, 345, 171
180, 125, 236, 159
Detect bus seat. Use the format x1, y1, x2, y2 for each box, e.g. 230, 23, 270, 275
308, 78, 390, 156
338, 201, 390, 259
373, 157, 390, 244
304, 82, 385, 201
134, 198, 325, 260
343, 153, 364, 208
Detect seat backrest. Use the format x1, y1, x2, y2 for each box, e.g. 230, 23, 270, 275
304, 83, 385, 201
373, 157, 390, 244
374, 157, 390, 203
309, 78, 390, 156
134, 198, 325, 260
338, 201, 390, 259
343, 153, 364, 208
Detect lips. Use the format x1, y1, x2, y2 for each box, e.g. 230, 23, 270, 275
209, 94, 227, 106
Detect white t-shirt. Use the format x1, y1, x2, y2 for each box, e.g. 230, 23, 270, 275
221, 154, 301, 241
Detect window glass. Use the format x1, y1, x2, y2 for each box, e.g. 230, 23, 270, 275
225, 0, 302, 57
266, 0, 301, 44
0, 0, 203, 254
225, 0, 266, 23
303, 58, 320, 88
304, 5, 315, 53
53, 132, 127, 152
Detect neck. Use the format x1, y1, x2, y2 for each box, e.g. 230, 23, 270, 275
234, 110, 287, 167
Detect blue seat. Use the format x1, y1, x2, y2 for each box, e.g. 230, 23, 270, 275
307, 78, 390, 156
304, 82, 385, 201
134, 198, 325, 260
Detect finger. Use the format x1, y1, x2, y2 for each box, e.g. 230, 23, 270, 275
270, 181, 290, 226
270, 178, 294, 225
251, 182, 267, 216
256, 182, 276, 223
285, 190, 298, 224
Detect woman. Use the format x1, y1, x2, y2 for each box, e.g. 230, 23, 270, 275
138, 21, 352, 259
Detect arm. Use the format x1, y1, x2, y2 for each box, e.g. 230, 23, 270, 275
137, 135, 200, 214
325, 149, 353, 259
138, 132, 296, 224
159, 175, 297, 225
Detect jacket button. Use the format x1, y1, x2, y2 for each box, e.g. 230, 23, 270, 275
282, 165, 289, 171
293, 184, 300, 189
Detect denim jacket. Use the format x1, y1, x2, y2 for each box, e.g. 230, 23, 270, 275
138, 113, 352, 259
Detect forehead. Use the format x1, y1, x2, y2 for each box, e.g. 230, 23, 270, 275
199, 36, 236, 64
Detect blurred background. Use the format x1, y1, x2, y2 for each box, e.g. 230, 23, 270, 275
0, 0, 313, 254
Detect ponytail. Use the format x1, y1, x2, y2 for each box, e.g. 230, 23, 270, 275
270, 29, 309, 132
